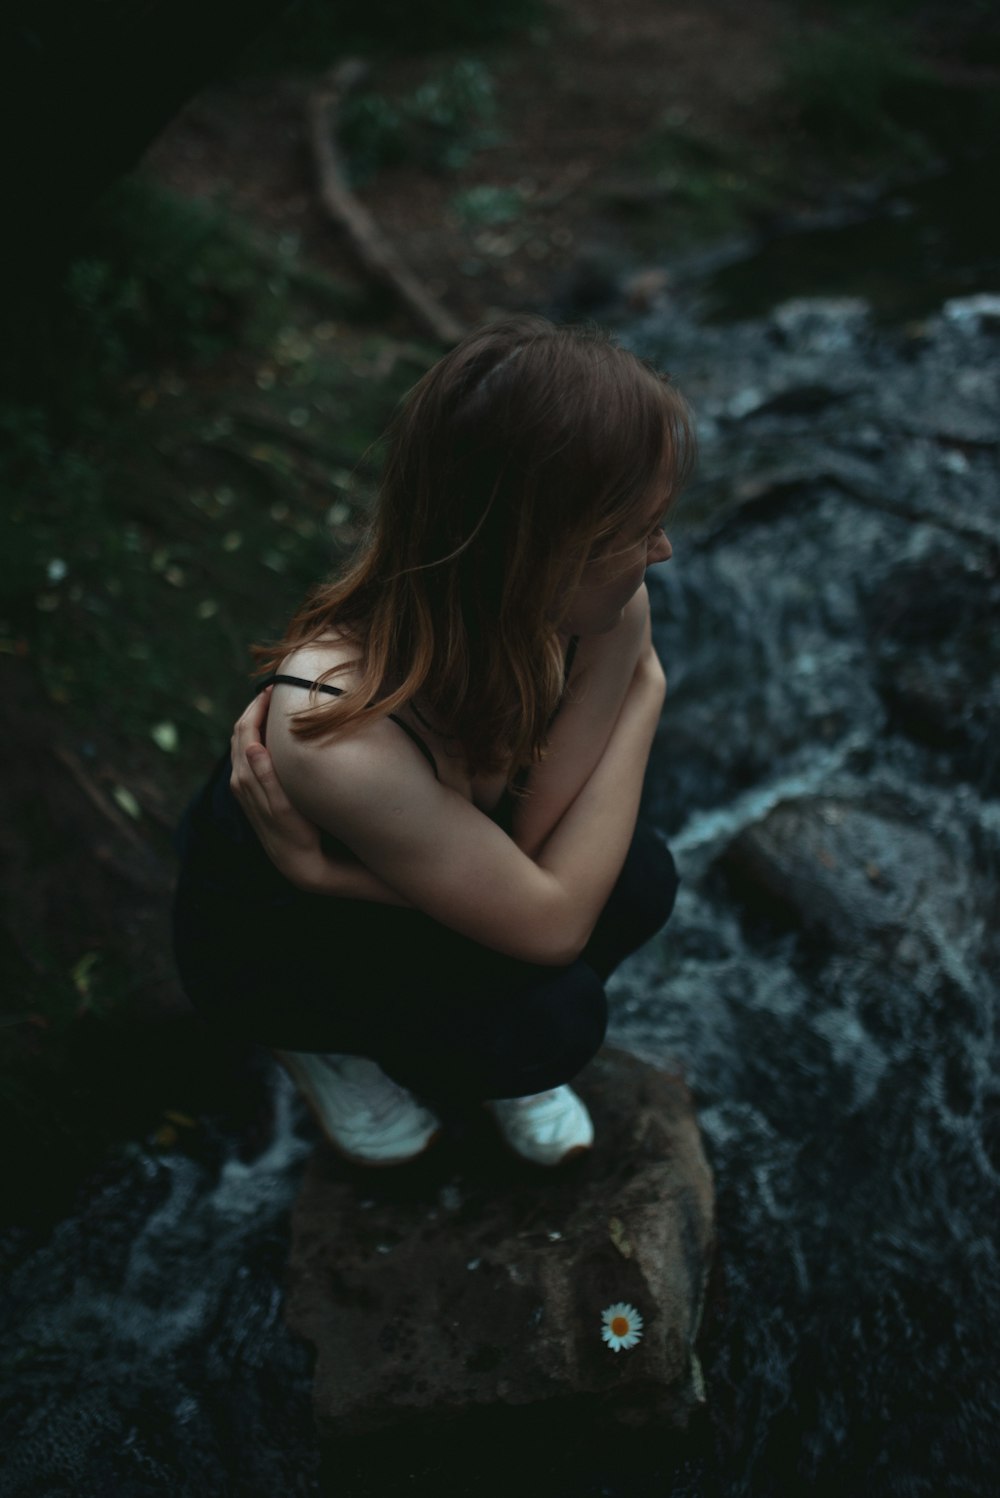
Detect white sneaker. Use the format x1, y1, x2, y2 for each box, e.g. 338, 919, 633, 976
274, 1050, 443, 1166
488, 1085, 594, 1167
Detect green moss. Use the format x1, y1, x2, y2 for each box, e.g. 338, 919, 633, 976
779, 8, 1000, 169
450, 184, 525, 226
339, 58, 502, 184
606, 120, 782, 250
780, 19, 938, 163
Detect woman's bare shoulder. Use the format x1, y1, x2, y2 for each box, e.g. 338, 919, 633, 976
267, 631, 429, 795
277, 628, 362, 688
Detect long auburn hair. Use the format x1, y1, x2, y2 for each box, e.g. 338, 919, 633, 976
253, 315, 694, 777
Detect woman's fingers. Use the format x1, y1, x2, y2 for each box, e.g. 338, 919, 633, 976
245, 741, 270, 777
231, 688, 270, 772
231, 685, 271, 758
242, 742, 292, 815
230, 698, 303, 829
230, 688, 276, 809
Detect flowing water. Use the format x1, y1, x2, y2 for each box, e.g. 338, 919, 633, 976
612, 283, 1000, 1495
2, 203, 999, 1494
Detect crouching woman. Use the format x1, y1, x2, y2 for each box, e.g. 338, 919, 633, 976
172, 316, 691, 1166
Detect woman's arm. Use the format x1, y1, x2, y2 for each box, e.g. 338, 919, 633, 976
511, 584, 651, 858
230, 688, 409, 904
528, 639, 665, 952
264, 638, 665, 966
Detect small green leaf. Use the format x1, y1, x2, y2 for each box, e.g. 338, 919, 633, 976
71, 951, 101, 996
111, 785, 142, 819
151, 721, 178, 753
608, 1216, 633, 1259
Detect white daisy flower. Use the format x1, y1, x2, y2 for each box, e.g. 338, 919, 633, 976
600, 1301, 644, 1352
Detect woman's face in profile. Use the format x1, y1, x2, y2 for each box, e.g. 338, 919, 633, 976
561, 478, 674, 636
562, 525, 671, 634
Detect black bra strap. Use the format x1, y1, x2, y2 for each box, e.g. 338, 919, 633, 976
260, 674, 440, 781
263, 672, 345, 699
383, 715, 440, 781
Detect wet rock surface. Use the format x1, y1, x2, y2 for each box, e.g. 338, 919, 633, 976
628, 291, 1000, 836
285, 1049, 713, 1445
867, 555, 1000, 791
606, 286, 1000, 1495
720, 794, 996, 971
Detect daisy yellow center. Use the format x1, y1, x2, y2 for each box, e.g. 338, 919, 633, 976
611, 1316, 630, 1337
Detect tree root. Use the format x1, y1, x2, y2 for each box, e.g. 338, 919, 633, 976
305, 60, 466, 348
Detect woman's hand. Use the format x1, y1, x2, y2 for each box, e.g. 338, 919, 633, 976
230, 687, 330, 892
229, 688, 409, 905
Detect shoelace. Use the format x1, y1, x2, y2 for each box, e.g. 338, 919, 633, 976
507, 1090, 563, 1115
318, 1057, 418, 1126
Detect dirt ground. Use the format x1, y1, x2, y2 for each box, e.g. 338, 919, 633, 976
141, 0, 789, 329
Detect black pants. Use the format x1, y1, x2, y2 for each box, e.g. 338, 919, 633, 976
173, 822, 678, 1104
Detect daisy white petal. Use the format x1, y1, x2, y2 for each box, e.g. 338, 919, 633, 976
600, 1301, 644, 1352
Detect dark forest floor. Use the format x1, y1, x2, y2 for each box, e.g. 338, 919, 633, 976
142, 0, 791, 327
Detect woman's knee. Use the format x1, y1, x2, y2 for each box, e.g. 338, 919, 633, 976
625, 823, 680, 934
524, 962, 608, 1076
583, 825, 679, 978
384, 961, 608, 1102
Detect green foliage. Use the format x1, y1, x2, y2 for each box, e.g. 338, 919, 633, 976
339, 59, 500, 183
0, 409, 103, 609
69, 177, 294, 370
1, 177, 296, 439
780, 17, 938, 160
612, 120, 780, 248
450, 184, 524, 226
0, 172, 426, 790
0, 176, 312, 746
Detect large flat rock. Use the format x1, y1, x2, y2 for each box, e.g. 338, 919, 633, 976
720, 794, 993, 971
284, 1048, 714, 1449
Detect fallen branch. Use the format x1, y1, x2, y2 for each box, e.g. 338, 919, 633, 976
51, 745, 149, 852
305, 61, 466, 347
